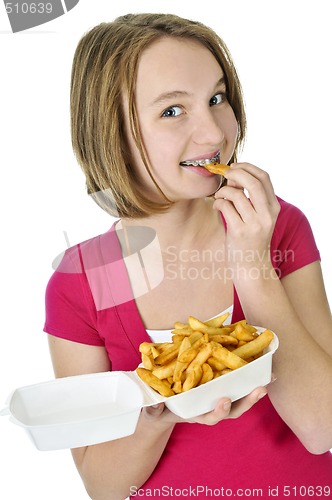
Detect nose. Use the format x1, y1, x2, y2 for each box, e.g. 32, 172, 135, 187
191, 108, 224, 147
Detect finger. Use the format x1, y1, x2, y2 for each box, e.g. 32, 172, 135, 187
224, 168, 270, 215
213, 188, 255, 225
193, 397, 232, 425
223, 178, 238, 189
227, 388, 267, 419
143, 403, 165, 420
224, 163, 279, 214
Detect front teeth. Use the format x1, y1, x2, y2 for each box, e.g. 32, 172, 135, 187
180, 152, 220, 167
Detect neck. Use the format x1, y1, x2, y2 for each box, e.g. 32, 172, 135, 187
121, 198, 221, 252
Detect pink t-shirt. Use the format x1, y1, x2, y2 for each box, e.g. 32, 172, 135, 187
44, 198, 332, 498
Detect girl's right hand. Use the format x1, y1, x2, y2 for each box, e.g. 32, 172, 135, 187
142, 386, 267, 425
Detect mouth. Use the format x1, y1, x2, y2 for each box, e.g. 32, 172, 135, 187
180, 151, 220, 167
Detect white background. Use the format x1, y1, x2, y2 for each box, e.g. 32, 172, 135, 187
0, 1, 331, 498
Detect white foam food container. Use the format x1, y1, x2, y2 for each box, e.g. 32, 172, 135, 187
1, 328, 278, 451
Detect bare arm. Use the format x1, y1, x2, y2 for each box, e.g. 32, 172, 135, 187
214, 163, 332, 454
234, 261, 332, 453
47, 336, 174, 500
47, 335, 267, 499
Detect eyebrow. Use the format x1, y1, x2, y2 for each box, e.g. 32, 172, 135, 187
150, 76, 226, 107
150, 90, 191, 107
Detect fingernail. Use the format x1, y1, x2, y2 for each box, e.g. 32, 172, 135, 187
223, 400, 231, 411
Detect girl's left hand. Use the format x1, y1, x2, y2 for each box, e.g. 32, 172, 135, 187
213, 163, 280, 269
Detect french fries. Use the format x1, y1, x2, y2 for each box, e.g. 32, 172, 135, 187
136, 314, 274, 397
136, 368, 175, 397
204, 163, 230, 176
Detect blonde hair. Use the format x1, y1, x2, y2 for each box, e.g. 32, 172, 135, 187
70, 13, 247, 218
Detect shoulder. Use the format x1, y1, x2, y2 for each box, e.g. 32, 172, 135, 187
276, 196, 306, 222
272, 196, 320, 277
52, 223, 119, 275
44, 225, 118, 345
274, 196, 315, 239
46, 224, 118, 309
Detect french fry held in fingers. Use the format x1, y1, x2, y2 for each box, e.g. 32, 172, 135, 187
135, 315, 274, 397
204, 163, 230, 176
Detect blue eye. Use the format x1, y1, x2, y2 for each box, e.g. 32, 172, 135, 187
162, 105, 183, 118
209, 93, 225, 106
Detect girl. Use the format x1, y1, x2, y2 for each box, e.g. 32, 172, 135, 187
45, 13, 332, 500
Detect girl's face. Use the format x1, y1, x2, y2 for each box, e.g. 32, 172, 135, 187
124, 37, 239, 202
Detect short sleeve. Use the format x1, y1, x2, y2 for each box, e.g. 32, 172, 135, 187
271, 198, 320, 279
43, 245, 104, 346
